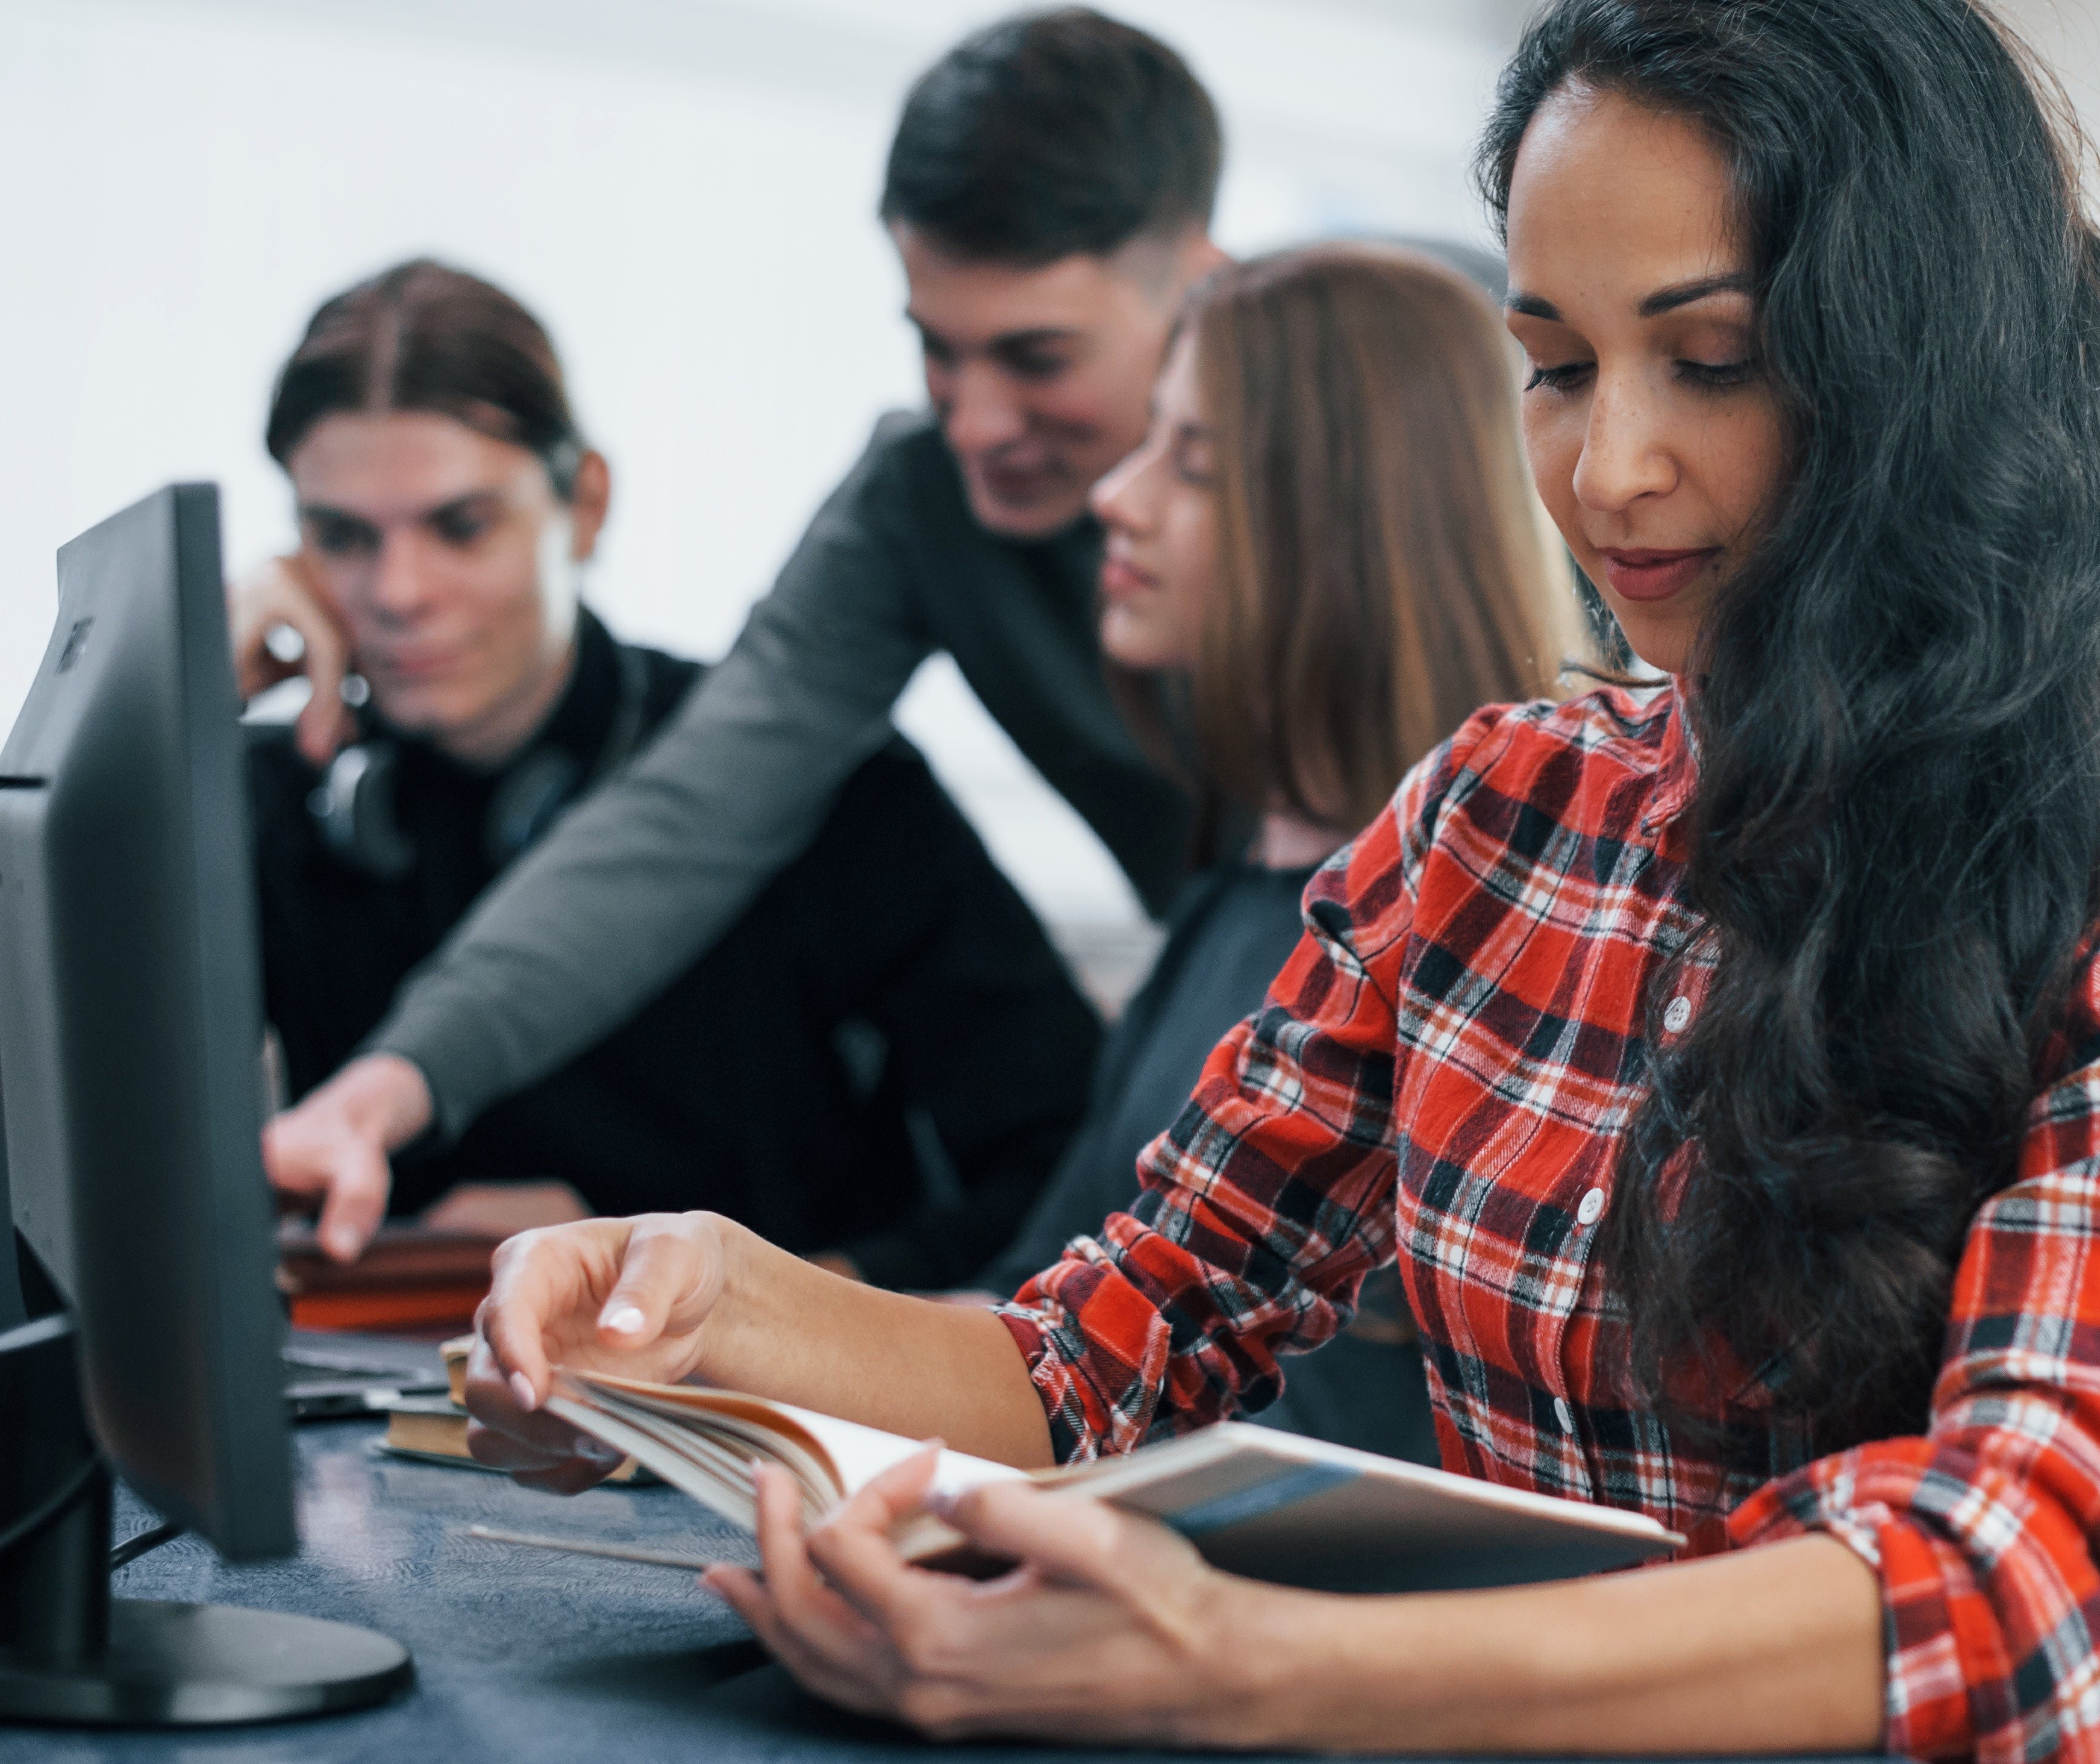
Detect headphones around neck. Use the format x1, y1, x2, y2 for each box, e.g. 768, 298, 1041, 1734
307, 645, 649, 882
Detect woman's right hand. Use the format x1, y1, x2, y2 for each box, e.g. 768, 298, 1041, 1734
227, 552, 356, 766
463, 1212, 734, 1493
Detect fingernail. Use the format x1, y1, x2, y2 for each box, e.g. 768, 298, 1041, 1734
325, 1227, 358, 1259
508, 1371, 537, 1412
601, 1304, 645, 1336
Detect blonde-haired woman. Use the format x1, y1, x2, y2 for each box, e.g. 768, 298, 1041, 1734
973, 241, 1576, 1459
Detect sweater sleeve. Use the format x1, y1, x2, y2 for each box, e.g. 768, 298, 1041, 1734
363, 416, 936, 1139
994, 720, 1493, 1463
1727, 951, 2100, 1762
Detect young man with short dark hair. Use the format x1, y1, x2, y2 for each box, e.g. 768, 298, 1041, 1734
246, 258, 1104, 1290
239, 8, 1230, 1259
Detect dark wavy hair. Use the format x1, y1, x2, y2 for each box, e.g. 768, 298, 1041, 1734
1478, 0, 2100, 1448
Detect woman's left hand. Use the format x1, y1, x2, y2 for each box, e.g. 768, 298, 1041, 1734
705, 1450, 1267, 1747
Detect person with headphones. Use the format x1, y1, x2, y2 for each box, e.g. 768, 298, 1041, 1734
243, 258, 1102, 1288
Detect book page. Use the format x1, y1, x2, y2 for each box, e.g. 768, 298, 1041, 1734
542, 1394, 757, 1527
560, 1372, 1025, 1509
775, 1401, 1027, 1503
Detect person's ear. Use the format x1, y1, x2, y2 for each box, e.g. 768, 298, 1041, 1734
567, 451, 612, 563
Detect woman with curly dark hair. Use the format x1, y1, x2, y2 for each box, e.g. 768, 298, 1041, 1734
460, 1, 2100, 1753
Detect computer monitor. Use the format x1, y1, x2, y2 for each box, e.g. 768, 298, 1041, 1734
0, 484, 410, 1725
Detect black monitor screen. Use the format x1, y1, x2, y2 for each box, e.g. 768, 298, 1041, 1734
0, 483, 292, 1560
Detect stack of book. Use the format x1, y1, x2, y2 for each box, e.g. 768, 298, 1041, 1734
277, 1223, 500, 1333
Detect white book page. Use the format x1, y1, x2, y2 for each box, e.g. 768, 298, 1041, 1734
767, 1400, 1028, 1504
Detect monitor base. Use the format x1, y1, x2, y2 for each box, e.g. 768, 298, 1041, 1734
0, 1598, 413, 1726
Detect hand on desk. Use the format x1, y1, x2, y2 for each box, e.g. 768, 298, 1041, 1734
264, 1052, 435, 1261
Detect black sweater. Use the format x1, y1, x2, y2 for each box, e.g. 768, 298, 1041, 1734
247, 608, 1102, 1288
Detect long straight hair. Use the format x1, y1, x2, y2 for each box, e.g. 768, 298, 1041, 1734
1165, 245, 1575, 837
1479, 0, 2100, 1447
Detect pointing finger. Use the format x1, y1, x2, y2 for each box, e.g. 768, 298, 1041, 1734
312, 1142, 390, 1263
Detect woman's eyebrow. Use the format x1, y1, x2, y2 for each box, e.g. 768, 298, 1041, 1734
1503, 275, 1754, 323
1639, 272, 1754, 317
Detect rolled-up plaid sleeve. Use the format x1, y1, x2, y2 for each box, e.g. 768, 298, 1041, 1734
1728, 958, 2100, 1762
995, 717, 1498, 1465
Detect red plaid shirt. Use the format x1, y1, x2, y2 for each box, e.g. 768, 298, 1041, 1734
998, 683, 2100, 1762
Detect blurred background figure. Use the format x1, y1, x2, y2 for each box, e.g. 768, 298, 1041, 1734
0, 0, 1555, 971
246, 258, 1102, 1288
0, 0, 2089, 927
2, 0, 2090, 1275
239, 9, 1232, 1260
974, 242, 1577, 1460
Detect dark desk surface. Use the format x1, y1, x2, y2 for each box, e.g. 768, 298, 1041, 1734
0, 1385, 1882, 1764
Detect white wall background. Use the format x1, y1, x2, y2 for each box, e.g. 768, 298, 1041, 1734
1999, 0, 2100, 175
1, 0, 2093, 953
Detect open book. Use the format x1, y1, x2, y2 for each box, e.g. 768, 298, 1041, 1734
545, 1371, 1683, 1594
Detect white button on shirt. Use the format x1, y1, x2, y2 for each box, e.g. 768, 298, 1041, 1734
1554, 1396, 1576, 1434
1577, 1186, 1605, 1226
1663, 995, 1692, 1033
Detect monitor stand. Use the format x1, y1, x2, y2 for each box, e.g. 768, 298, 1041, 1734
0, 1312, 413, 1725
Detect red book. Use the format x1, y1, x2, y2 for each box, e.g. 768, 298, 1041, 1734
277, 1224, 498, 1333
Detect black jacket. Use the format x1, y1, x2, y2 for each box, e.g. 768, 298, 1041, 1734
248, 608, 1102, 1288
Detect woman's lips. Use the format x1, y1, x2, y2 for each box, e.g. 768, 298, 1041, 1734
1596, 547, 1720, 604
1099, 555, 1158, 598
